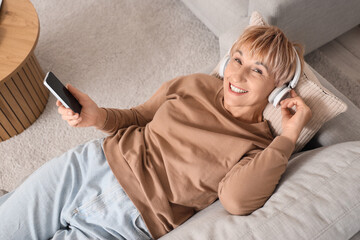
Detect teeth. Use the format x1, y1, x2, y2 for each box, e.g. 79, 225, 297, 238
230, 84, 248, 93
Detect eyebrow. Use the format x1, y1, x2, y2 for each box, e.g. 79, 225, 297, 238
236, 50, 268, 72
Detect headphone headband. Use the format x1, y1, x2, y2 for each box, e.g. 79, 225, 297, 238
289, 48, 301, 88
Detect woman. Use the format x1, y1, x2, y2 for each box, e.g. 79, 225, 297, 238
0, 25, 312, 240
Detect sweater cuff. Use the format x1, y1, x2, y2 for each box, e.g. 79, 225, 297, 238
268, 136, 296, 160
98, 108, 114, 131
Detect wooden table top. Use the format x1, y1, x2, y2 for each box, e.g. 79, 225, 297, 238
0, 0, 40, 82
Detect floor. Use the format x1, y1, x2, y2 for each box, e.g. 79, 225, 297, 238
303, 24, 360, 108
319, 24, 360, 85
319, 25, 360, 83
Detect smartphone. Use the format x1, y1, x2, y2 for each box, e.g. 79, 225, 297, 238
43, 71, 82, 114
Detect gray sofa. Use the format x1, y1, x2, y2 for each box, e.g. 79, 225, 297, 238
158, 1, 360, 239
181, 0, 360, 57
2, 1, 358, 238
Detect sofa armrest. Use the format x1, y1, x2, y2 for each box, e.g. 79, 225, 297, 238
219, 16, 250, 57
180, 0, 248, 37
248, 0, 360, 54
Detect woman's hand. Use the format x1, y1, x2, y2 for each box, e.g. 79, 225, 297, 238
280, 90, 312, 145
56, 84, 106, 128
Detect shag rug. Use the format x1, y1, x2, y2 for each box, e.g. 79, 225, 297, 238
0, 0, 358, 192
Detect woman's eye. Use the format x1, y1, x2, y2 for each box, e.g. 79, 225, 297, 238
233, 58, 263, 75
253, 69, 263, 75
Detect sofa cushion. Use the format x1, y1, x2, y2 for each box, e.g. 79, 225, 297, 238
211, 11, 348, 153
159, 141, 360, 239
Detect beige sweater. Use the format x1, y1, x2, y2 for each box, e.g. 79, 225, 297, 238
100, 73, 295, 239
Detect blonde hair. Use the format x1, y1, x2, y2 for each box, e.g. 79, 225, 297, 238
230, 25, 305, 87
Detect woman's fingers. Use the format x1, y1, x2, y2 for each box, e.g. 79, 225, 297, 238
281, 105, 293, 118
61, 112, 79, 121
57, 105, 65, 114
280, 91, 312, 121
290, 89, 298, 97
280, 98, 294, 109
68, 118, 82, 127
285, 99, 298, 109
57, 104, 76, 116
58, 104, 78, 120
280, 90, 305, 109
55, 95, 83, 127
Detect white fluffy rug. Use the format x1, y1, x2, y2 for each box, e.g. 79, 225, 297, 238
0, 0, 358, 192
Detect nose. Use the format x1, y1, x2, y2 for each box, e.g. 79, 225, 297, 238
229, 66, 249, 83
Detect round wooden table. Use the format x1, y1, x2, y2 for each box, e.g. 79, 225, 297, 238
0, 0, 49, 142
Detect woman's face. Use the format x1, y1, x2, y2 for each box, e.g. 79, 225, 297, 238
223, 44, 275, 110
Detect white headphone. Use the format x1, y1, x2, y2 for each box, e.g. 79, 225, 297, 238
218, 47, 301, 107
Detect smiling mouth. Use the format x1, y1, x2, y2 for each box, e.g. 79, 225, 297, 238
229, 83, 248, 95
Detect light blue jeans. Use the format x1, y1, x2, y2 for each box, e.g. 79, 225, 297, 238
0, 138, 153, 240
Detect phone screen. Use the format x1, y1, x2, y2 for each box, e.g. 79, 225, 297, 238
43, 72, 82, 114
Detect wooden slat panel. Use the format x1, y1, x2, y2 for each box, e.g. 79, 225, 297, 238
0, 107, 17, 137
31, 55, 49, 96
23, 61, 47, 106
1, 82, 31, 128
18, 67, 44, 111
0, 124, 10, 141
6, 78, 36, 123
12, 73, 41, 118
32, 55, 45, 79
32, 55, 49, 99
0, 92, 24, 133
29, 55, 48, 99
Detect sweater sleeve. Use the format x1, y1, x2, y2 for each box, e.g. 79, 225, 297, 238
97, 77, 179, 136
218, 135, 295, 215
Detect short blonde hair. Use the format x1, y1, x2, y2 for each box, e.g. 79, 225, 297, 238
230, 25, 305, 87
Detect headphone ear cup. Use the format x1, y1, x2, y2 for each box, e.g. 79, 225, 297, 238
273, 86, 291, 107
268, 85, 286, 106
219, 56, 230, 78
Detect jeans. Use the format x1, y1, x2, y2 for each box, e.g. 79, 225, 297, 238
0, 138, 153, 240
